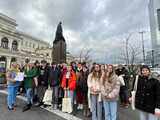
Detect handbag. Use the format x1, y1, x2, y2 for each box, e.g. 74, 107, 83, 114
131, 75, 139, 110
43, 85, 53, 105
62, 88, 72, 113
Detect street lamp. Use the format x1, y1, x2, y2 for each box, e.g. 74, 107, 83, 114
139, 31, 146, 63
151, 49, 154, 67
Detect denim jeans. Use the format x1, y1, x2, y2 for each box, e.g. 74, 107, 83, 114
52, 86, 59, 105
26, 88, 33, 104
68, 90, 74, 109
7, 85, 16, 108
37, 85, 47, 102
140, 111, 158, 120
103, 100, 117, 120
13, 81, 20, 103
91, 94, 102, 120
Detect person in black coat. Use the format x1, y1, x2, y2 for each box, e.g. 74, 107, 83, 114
78, 66, 90, 117
36, 60, 49, 107
48, 62, 61, 109
115, 66, 129, 108
133, 65, 160, 120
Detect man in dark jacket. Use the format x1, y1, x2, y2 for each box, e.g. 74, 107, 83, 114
115, 66, 130, 108
36, 60, 49, 107
48, 62, 61, 109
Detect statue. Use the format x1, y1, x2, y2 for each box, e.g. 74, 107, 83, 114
54, 22, 65, 43
52, 22, 66, 63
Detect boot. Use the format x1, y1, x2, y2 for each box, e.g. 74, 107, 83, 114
22, 103, 32, 112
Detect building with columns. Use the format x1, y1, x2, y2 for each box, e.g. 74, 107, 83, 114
0, 13, 52, 69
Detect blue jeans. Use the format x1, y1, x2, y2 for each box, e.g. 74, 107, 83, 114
26, 88, 33, 104
91, 95, 102, 120
68, 90, 74, 109
13, 81, 20, 103
140, 111, 158, 120
103, 100, 117, 120
7, 85, 16, 108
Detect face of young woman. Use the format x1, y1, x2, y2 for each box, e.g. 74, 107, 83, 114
142, 68, 150, 77
11, 62, 17, 68
83, 67, 87, 72
101, 65, 105, 70
108, 65, 113, 73
95, 65, 100, 72
67, 66, 72, 71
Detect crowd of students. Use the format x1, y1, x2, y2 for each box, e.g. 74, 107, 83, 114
6, 60, 160, 120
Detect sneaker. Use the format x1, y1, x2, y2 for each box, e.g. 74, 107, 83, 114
8, 106, 14, 111
80, 104, 83, 110
77, 104, 81, 110
22, 103, 32, 112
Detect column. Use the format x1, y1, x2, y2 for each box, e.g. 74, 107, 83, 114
0, 35, 2, 47
9, 39, 13, 50
6, 56, 11, 69
18, 39, 21, 51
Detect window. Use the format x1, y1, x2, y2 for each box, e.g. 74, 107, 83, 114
1, 37, 8, 49
157, 9, 160, 31
12, 40, 18, 51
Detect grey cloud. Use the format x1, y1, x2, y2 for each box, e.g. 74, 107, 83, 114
0, 0, 151, 63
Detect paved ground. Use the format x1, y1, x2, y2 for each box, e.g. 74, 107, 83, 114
0, 93, 66, 120
0, 89, 139, 120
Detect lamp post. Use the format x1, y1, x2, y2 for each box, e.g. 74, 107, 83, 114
139, 31, 146, 63
151, 49, 154, 67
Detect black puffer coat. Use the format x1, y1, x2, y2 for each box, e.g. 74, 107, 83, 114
135, 75, 160, 114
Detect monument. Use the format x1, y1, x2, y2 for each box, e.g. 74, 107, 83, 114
52, 22, 66, 63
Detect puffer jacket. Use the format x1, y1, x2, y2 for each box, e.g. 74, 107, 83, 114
61, 70, 76, 91
101, 74, 120, 101
87, 73, 101, 95
134, 75, 160, 114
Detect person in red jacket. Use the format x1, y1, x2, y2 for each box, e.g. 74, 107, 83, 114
61, 65, 76, 110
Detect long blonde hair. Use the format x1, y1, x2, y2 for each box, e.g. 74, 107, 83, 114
102, 64, 114, 84
91, 64, 101, 80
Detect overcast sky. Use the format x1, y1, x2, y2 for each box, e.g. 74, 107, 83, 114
0, 0, 152, 63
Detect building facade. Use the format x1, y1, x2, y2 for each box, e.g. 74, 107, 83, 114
146, 0, 160, 66
149, 0, 160, 48
0, 13, 52, 69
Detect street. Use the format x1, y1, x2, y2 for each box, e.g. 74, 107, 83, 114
0, 91, 139, 120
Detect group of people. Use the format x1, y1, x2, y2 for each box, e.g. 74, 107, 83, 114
6, 60, 160, 120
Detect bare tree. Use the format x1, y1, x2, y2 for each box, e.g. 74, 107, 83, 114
119, 34, 142, 75
78, 47, 92, 63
